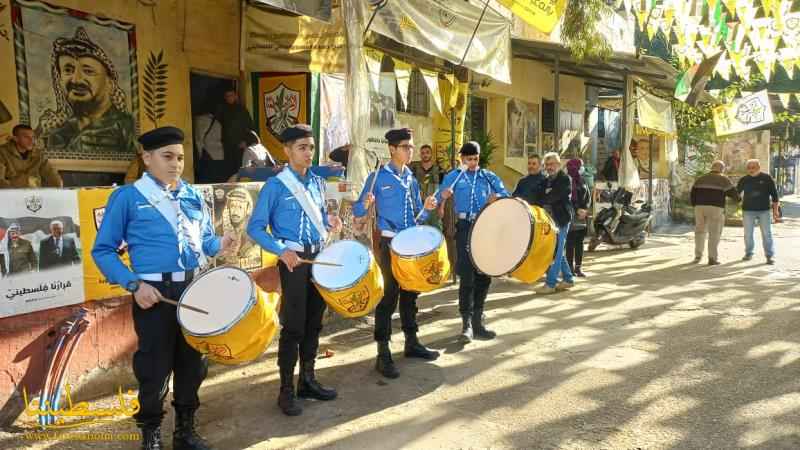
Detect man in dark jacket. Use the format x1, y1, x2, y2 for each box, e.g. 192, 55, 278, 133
537, 153, 575, 294
513, 153, 545, 205
737, 159, 780, 264
216, 89, 256, 180
39, 220, 81, 270
690, 161, 740, 265
601, 149, 620, 182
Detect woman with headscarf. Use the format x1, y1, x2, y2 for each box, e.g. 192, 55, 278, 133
565, 158, 590, 277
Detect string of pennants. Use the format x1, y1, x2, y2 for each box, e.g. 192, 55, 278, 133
611, 0, 800, 83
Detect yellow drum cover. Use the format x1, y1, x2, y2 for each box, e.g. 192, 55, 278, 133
179, 267, 279, 365
469, 198, 557, 283
390, 226, 451, 293
312, 240, 384, 318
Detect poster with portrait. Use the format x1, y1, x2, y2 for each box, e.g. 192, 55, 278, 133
366, 73, 396, 159
542, 132, 554, 152
718, 130, 771, 176
0, 189, 84, 318
211, 182, 276, 271
505, 99, 538, 174
319, 73, 350, 162
12, 0, 139, 164
78, 187, 130, 301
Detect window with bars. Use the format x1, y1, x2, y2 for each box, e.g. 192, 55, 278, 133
396, 70, 430, 116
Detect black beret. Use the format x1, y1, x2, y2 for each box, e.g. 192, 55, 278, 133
459, 141, 480, 155
138, 126, 184, 151
280, 124, 313, 143
385, 128, 413, 145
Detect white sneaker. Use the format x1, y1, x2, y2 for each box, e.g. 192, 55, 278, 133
536, 285, 556, 294
556, 281, 575, 291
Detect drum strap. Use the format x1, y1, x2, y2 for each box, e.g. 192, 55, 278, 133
276, 169, 329, 242
382, 165, 416, 229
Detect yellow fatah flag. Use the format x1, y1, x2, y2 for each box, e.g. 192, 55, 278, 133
496, 0, 567, 35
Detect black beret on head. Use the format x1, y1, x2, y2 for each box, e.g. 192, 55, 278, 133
138, 126, 184, 151
385, 128, 413, 145
460, 141, 480, 156
280, 124, 313, 143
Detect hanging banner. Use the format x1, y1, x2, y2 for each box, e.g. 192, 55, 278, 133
320, 73, 350, 160
363, 0, 511, 83
1, 190, 84, 317
366, 73, 397, 159
210, 183, 277, 271
432, 76, 469, 171
420, 68, 443, 114
250, 0, 333, 22
245, 4, 345, 73
364, 48, 383, 93
636, 88, 676, 135
78, 188, 130, 301
393, 59, 413, 110
713, 90, 774, 137
256, 73, 310, 161
496, 0, 566, 35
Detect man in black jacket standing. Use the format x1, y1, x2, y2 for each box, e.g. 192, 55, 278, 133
537, 153, 575, 294
513, 153, 545, 205
737, 159, 780, 265
39, 220, 81, 270
690, 161, 740, 265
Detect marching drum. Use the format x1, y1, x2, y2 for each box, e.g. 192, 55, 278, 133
390, 225, 451, 293
469, 197, 557, 283
178, 266, 279, 365
312, 240, 384, 318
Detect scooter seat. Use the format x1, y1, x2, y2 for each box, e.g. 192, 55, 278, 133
620, 211, 649, 223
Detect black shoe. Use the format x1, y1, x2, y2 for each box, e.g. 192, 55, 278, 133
742, 254, 753, 261
297, 360, 337, 401
708, 259, 720, 266
460, 315, 473, 343
575, 268, 586, 277
472, 311, 496, 340
692, 257, 702, 264
173, 410, 213, 450
404, 332, 439, 360
277, 366, 302, 416
376, 341, 400, 378
766, 257, 775, 265
140, 426, 163, 450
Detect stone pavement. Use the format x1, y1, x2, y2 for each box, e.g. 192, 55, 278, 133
4, 196, 800, 450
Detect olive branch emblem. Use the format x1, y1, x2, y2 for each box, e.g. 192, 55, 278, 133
143, 50, 168, 127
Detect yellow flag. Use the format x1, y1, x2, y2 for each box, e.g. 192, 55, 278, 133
762, 0, 774, 17
496, 0, 567, 34
778, 93, 791, 109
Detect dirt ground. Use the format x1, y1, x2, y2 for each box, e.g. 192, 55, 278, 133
3, 196, 800, 450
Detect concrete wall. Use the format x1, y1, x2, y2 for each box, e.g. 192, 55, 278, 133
0, 0, 240, 426
475, 57, 586, 189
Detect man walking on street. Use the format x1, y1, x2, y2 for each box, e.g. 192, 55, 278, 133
537, 153, 575, 294
737, 159, 780, 265
690, 161, 740, 265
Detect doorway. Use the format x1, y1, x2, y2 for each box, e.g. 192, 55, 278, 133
189, 73, 236, 183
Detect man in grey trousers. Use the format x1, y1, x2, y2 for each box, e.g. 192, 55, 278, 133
690, 161, 741, 265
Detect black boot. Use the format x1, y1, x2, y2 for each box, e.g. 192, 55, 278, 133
375, 341, 399, 379
404, 332, 440, 360
277, 366, 302, 416
173, 409, 212, 450
460, 315, 473, 342
297, 359, 337, 400
140, 426, 162, 450
472, 311, 496, 340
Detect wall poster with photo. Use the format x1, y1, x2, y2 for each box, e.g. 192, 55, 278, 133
505, 98, 538, 173
1, 189, 85, 318
366, 73, 397, 160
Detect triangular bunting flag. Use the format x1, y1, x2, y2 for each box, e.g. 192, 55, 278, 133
793, 93, 800, 104
364, 49, 383, 93
392, 58, 412, 110
419, 68, 442, 114
778, 93, 791, 109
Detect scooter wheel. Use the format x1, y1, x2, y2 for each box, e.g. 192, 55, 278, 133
588, 238, 601, 252
629, 238, 645, 249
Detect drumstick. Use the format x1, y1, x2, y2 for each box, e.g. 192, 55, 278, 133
298, 258, 343, 267
157, 294, 209, 315
415, 164, 469, 222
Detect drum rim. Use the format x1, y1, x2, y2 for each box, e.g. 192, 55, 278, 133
177, 265, 257, 337
468, 197, 535, 276
390, 225, 444, 259
311, 240, 373, 292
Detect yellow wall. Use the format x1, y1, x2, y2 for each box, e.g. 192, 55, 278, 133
476, 57, 585, 189
0, 0, 240, 181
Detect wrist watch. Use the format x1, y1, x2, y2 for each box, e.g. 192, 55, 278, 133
126, 280, 142, 293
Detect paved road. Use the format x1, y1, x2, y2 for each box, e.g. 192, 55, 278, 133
5, 197, 800, 450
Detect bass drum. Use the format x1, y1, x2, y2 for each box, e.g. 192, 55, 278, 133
312, 240, 384, 318
468, 197, 557, 283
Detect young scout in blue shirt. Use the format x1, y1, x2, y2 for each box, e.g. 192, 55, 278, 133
92, 126, 238, 450
353, 128, 439, 379
247, 124, 342, 416
438, 141, 509, 343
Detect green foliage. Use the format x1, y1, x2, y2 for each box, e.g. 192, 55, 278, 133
561, 0, 613, 62
472, 130, 497, 168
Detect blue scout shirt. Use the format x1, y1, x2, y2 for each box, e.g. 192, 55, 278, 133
247, 167, 331, 256
437, 168, 509, 218
91, 177, 221, 289
353, 162, 429, 233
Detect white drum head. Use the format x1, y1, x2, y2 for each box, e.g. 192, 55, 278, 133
312, 240, 370, 290
391, 225, 443, 257
469, 198, 533, 276
179, 267, 254, 336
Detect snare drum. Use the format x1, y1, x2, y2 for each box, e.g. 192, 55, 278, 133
469, 197, 557, 283
312, 240, 384, 318
179, 266, 279, 364
390, 225, 451, 293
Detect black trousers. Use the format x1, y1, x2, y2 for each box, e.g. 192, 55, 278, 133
277, 250, 327, 371
566, 228, 588, 272
456, 220, 491, 318
132, 279, 208, 429
374, 237, 419, 342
